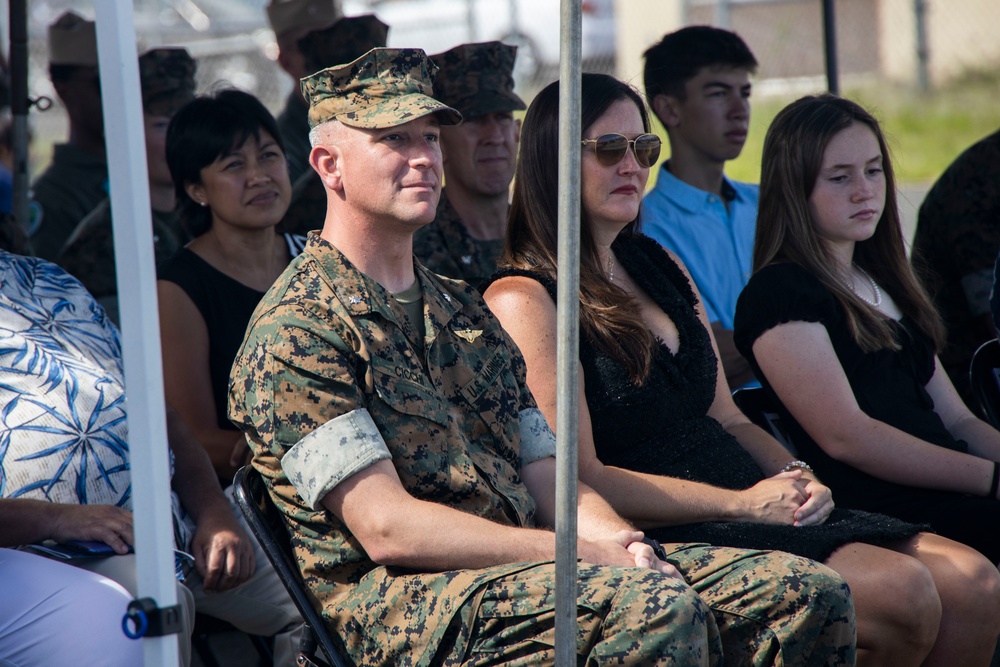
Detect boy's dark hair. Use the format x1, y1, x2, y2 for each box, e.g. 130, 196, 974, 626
642, 25, 757, 103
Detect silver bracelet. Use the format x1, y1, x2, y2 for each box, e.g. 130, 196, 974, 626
781, 460, 814, 474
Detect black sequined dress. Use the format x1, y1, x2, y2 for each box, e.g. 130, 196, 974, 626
488, 233, 922, 562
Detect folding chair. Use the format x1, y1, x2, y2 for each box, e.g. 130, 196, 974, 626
732, 386, 798, 455
233, 466, 351, 667
192, 613, 272, 667
970, 338, 1000, 430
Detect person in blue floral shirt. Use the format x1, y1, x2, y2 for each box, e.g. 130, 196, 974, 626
0, 246, 301, 666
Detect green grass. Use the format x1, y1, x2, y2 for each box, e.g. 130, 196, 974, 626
648, 71, 1000, 189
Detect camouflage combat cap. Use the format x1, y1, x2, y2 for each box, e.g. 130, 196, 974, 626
266, 0, 341, 38
431, 41, 525, 119
298, 14, 389, 74
48, 11, 98, 67
138, 48, 197, 116
301, 47, 462, 130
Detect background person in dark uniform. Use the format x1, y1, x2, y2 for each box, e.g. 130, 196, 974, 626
413, 41, 524, 287
275, 13, 389, 238
266, 0, 341, 184
58, 48, 198, 325
29, 11, 107, 261
911, 128, 1000, 404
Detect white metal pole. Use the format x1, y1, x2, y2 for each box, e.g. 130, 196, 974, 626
93, 1, 178, 664
555, 0, 582, 663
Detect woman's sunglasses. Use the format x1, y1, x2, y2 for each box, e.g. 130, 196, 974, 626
580, 133, 662, 168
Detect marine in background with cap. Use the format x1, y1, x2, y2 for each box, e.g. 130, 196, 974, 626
229, 47, 725, 665
58, 48, 197, 326
267, 0, 341, 184
29, 11, 106, 260
275, 13, 388, 238
413, 41, 523, 286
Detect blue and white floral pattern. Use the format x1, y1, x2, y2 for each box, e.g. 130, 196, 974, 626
0, 252, 130, 507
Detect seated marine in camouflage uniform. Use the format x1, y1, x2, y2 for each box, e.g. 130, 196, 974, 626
58, 47, 197, 325
412, 41, 523, 288
228, 47, 857, 665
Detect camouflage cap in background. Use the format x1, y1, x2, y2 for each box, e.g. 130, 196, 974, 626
301, 47, 462, 130
48, 11, 98, 67
298, 14, 390, 75
138, 48, 197, 116
431, 41, 525, 119
266, 0, 341, 38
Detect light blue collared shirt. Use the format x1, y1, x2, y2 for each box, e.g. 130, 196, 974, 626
641, 165, 759, 329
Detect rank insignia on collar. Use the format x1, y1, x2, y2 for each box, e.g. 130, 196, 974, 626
349, 295, 362, 305
454, 329, 483, 343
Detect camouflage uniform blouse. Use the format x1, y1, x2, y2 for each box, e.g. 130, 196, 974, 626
28, 144, 109, 261
57, 199, 192, 326
412, 189, 504, 288
229, 233, 557, 664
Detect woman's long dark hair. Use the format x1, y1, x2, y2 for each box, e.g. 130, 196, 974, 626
501, 73, 656, 384
754, 93, 945, 352
165, 88, 285, 237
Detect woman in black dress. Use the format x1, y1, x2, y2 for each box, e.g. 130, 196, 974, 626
485, 75, 1000, 666
734, 88, 1000, 619
158, 90, 299, 484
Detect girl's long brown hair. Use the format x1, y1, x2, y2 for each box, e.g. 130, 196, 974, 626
754, 93, 945, 352
500, 73, 656, 384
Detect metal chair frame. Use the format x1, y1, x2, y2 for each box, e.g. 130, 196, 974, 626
233, 466, 351, 667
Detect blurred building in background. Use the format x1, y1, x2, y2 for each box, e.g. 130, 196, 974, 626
616, 0, 1000, 92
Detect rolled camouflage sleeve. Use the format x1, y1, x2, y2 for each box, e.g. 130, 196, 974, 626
282, 407, 391, 509
518, 407, 556, 466
230, 317, 375, 492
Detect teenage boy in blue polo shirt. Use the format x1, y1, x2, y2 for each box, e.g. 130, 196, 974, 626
642, 26, 758, 390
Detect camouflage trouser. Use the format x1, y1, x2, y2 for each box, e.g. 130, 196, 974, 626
665, 544, 857, 667
459, 562, 721, 666
456, 546, 856, 667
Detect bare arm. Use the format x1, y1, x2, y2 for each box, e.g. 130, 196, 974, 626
322, 458, 670, 572
483, 274, 817, 527
753, 320, 997, 497
167, 407, 255, 591
519, 454, 678, 572
158, 280, 247, 481
710, 322, 756, 390
0, 498, 133, 552
923, 354, 1000, 461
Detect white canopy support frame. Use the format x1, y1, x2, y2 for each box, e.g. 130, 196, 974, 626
94, 1, 178, 664
555, 0, 582, 663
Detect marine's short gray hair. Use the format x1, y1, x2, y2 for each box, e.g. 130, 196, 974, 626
308, 120, 336, 148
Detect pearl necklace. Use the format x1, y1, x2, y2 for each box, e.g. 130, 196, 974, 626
839, 263, 882, 307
